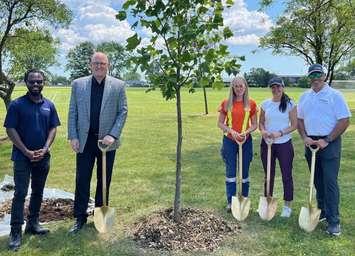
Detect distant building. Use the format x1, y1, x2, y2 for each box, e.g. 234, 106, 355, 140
279, 75, 303, 85
125, 80, 148, 87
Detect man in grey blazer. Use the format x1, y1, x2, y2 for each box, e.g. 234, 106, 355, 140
67, 52, 127, 233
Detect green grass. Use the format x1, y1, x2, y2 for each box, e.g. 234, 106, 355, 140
0, 86, 354, 256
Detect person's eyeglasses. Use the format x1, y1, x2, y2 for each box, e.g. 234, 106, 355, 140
91, 62, 108, 67
308, 72, 323, 79
27, 80, 44, 85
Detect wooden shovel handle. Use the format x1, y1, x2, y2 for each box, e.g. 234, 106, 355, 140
266, 139, 273, 197
308, 145, 319, 205
235, 138, 246, 197
98, 140, 108, 207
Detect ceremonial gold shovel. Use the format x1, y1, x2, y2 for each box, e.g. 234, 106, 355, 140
231, 137, 251, 221
94, 140, 115, 233
258, 138, 277, 221
299, 145, 321, 232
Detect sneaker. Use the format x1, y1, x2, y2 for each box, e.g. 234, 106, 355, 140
280, 206, 292, 218
326, 224, 341, 236
226, 203, 231, 213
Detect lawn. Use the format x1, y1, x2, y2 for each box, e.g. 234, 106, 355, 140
0, 86, 354, 256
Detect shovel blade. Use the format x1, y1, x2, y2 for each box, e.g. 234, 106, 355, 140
231, 195, 251, 221
258, 196, 278, 221
298, 206, 321, 232
94, 206, 115, 233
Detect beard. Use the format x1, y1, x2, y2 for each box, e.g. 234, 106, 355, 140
28, 86, 42, 97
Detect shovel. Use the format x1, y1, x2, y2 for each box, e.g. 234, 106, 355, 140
231, 136, 251, 221
299, 145, 321, 232
94, 140, 115, 233
258, 138, 277, 221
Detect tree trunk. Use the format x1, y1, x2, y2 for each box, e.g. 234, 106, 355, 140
202, 86, 208, 115
0, 74, 15, 110
173, 86, 182, 222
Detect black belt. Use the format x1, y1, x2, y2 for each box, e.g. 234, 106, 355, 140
309, 135, 326, 140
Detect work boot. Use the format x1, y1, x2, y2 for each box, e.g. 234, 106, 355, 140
8, 226, 22, 251
68, 218, 87, 234
25, 218, 49, 235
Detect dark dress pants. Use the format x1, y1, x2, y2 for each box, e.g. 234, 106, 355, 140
305, 137, 341, 225
74, 134, 116, 220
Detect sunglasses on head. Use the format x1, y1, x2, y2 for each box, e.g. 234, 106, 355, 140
27, 80, 44, 85
308, 72, 323, 79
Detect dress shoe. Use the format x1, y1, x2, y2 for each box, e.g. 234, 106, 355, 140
69, 219, 87, 234
8, 226, 22, 251
25, 218, 49, 235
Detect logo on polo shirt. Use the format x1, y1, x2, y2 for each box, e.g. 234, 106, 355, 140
41, 107, 50, 111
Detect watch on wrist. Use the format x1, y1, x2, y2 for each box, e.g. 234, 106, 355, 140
324, 135, 332, 143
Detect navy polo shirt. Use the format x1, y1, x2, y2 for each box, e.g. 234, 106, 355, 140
3, 94, 61, 161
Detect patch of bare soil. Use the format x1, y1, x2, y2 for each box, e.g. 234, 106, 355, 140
133, 208, 240, 252
0, 198, 74, 222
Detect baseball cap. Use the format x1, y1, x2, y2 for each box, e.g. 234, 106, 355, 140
268, 77, 285, 87
308, 63, 324, 75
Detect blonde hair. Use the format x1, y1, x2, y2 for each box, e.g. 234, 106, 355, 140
225, 76, 250, 112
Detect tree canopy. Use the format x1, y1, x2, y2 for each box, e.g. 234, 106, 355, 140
66, 42, 95, 81
260, 0, 355, 84
0, 0, 72, 108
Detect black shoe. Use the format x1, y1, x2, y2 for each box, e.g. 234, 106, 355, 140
25, 219, 50, 235
69, 219, 87, 234
319, 211, 326, 222
8, 226, 22, 251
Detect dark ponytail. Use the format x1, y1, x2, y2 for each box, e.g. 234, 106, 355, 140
279, 92, 291, 112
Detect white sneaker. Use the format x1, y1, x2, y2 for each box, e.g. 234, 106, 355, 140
280, 206, 292, 218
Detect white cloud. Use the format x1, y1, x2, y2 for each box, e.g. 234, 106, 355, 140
223, 0, 272, 46
227, 34, 260, 45
55, 0, 133, 52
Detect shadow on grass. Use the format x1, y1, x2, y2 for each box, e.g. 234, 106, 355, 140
0, 221, 150, 256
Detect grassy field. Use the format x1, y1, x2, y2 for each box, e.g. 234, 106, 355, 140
0, 86, 354, 256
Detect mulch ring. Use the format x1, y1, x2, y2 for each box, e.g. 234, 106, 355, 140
0, 198, 74, 222
133, 207, 241, 252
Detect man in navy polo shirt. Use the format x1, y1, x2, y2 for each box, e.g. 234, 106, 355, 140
298, 64, 351, 236
3, 69, 60, 250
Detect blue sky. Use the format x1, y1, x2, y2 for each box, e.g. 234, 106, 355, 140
51, 0, 308, 78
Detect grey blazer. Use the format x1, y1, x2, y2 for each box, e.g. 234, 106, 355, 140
67, 75, 128, 153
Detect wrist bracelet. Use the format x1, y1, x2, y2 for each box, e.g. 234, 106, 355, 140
279, 130, 284, 136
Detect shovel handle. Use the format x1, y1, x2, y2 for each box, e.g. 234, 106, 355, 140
266, 139, 273, 197
98, 140, 108, 207
236, 139, 246, 197
308, 145, 319, 205
98, 140, 110, 152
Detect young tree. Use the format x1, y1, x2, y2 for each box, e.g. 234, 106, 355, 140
66, 42, 95, 80
117, 0, 239, 221
0, 0, 72, 109
260, 0, 355, 84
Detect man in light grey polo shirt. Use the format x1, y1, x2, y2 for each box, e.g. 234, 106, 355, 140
297, 63, 351, 236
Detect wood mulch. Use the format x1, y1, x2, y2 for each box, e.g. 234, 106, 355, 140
133, 208, 240, 252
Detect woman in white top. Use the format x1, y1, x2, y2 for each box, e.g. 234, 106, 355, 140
259, 77, 297, 217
